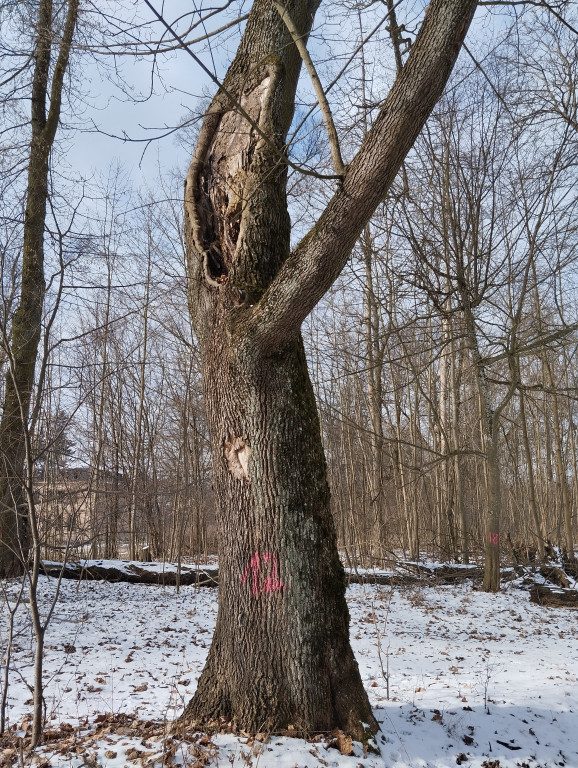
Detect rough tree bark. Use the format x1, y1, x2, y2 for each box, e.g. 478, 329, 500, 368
182, 0, 477, 738
0, 0, 79, 577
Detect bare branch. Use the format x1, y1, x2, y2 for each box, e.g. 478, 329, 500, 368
142, 0, 342, 181
478, 0, 578, 36
272, 0, 345, 177
480, 323, 578, 366
79, 13, 250, 56
238, 0, 479, 354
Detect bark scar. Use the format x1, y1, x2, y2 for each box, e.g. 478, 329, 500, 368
224, 435, 251, 482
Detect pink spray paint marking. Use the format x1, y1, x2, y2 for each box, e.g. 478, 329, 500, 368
241, 552, 261, 595
241, 552, 285, 595
262, 552, 284, 593
489, 532, 499, 545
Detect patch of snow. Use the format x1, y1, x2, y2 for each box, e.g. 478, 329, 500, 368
1, 575, 577, 767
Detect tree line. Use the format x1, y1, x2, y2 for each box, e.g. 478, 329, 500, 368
1, 1, 577, 580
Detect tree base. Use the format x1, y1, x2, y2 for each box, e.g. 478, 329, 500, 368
181, 612, 379, 742
179, 711, 380, 745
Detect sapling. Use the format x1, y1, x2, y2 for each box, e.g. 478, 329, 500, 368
0, 573, 27, 733
372, 586, 394, 699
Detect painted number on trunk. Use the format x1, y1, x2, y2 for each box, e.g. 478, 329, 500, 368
489, 532, 499, 545
241, 552, 285, 596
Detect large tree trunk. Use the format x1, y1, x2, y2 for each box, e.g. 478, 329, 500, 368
182, 0, 477, 737
184, 334, 375, 734
0, 0, 79, 577
183, 0, 375, 735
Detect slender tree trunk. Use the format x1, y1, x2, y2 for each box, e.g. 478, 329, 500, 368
483, 418, 501, 592
461, 290, 502, 591
518, 388, 546, 559
409, 380, 421, 558
391, 373, 413, 558
358, 34, 386, 558
550, 388, 574, 561
0, 0, 79, 576
565, 357, 578, 557
362, 228, 385, 556
439, 315, 458, 560
129, 247, 152, 560
532, 260, 574, 560
450, 331, 469, 562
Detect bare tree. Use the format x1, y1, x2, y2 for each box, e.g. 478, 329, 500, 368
0, 0, 80, 576
144, 0, 482, 738
395, 62, 578, 589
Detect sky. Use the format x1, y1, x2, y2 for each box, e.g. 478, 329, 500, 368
62, 0, 242, 188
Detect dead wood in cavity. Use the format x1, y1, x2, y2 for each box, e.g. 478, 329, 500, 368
185, 62, 283, 292
185, 103, 225, 287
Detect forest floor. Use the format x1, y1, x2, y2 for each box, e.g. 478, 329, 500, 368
0, 563, 577, 768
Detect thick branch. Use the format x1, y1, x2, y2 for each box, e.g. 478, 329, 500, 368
30, 0, 53, 137
44, 0, 80, 145
237, 0, 479, 354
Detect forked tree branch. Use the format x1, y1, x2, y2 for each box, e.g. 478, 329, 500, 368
236, 0, 479, 354
143, 0, 342, 181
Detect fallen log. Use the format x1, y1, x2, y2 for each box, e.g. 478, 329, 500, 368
38, 559, 484, 588
530, 584, 578, 608
345, 570, 416, 586
40, 560, 219, 587
539, 565, 570, 588
396, 562, 482, 583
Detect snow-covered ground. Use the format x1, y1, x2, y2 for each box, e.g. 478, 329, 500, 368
1, 571, 577, 767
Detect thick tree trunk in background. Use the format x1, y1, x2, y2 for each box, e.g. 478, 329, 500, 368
0, 0, 79, 577
450, 334, 469, 563
463, 311, 502, 593
183, 0, 477, 736
458, 263, 509, 592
